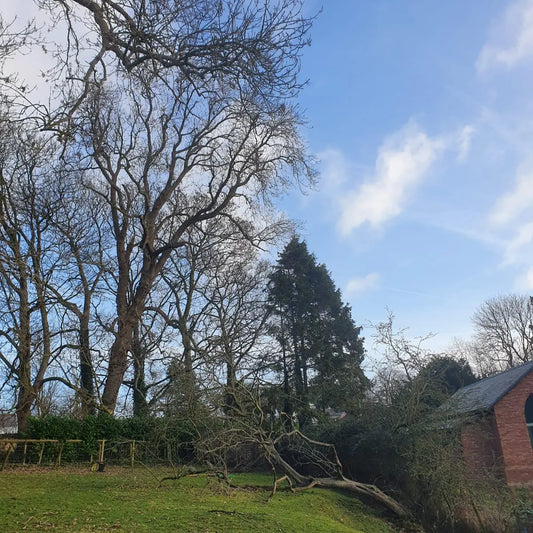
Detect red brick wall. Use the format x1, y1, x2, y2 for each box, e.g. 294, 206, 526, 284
494, 371, 533, 485
460, 415, 503, 480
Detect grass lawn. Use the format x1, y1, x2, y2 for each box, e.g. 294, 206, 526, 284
0, 466, 398, 532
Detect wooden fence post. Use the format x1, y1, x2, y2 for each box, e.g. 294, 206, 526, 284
55, 442, 64, 467
0, 442, 15, 471
37, 442, 45, 466
98, 439, 106, 471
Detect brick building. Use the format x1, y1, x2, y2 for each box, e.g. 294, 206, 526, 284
448, 361, 533, 485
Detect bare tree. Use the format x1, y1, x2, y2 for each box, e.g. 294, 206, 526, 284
372, 312, 433, 385
0, 1, 314, 416
78, 65, 310, 411
33, 1, 312, 129
472, 294, 533, 373
43, 172, 112, 415
197, 247, 272, 414
371, 312, 475, 418
0, 106, 114, 423
152, 216, 287, 417
158, 225, 222, 417
0, 114, 62, 431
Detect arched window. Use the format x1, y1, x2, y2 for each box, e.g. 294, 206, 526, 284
525, 394, 533, 448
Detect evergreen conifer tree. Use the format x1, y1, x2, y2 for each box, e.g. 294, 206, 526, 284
267, 237, 367, 425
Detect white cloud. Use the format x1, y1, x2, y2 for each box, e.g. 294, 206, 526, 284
477, 0, 533, 73
345, 273, 380, 297
487, 159, 533, 287
515, 267, 533, 290
457, 125, 475, 162
490, 163, 533, 225
337, 122, 444, 234
501, 221, 533, 264
2, 2, 102, 109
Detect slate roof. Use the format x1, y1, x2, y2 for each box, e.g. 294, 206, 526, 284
447, 361, 533, 415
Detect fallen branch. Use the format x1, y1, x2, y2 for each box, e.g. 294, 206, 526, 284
195, 383, 410, 519
268, 447, 407, 517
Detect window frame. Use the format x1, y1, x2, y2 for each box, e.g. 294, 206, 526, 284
525, 394, 533, 448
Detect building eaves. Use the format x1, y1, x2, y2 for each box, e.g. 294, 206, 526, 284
446, 361, 533, 415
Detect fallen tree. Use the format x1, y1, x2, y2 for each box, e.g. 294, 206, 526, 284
264, 430, 407, 518
192, 383, 409, 519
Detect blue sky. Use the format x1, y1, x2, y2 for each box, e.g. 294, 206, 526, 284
280, 0, 533, 352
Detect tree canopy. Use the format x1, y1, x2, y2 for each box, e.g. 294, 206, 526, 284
0, 0, 315, 425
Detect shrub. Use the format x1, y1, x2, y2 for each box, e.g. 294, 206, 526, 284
23, 414, 201, 464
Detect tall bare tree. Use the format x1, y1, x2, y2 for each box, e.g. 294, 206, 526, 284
197, 245, 272, 413
64, 3, 313, 413
472, 293, 533, 373
45, 174, 111, 415
1, 1, 314, 416
153, 216, 286, 418
0, 114, 61, 431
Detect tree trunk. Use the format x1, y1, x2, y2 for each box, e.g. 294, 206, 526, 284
16, 390, 33, 435
101, 322, 134, 412
132, 325, 149, 418
101, 239, 159, 412
309, 477, 408, 518
266, 444, 408, 518
79, 317, 96, 416
15, 260, 34, 434
78, 261, 97, 416
16, 360, 34, 434
224, 358, 237, 414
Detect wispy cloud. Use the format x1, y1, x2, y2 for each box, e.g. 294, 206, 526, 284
477, 0, 533, 73
337, 121, 445, 234
473, 2, 533, 286
502, 221, 533, 265
487, 157, 533, 287
318, 148, 351, 189
457, 125, 476, 162
345, 273, 380, 297
515, 268, 533, 290
490, 163, 533, 225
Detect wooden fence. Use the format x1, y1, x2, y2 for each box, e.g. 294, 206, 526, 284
0, 438, 146, 470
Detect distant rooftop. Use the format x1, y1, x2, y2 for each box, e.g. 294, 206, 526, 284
447, 361, 533, 415
0, 412, 18, 434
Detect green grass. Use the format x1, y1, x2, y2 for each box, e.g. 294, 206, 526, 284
0, 466, 398, 532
